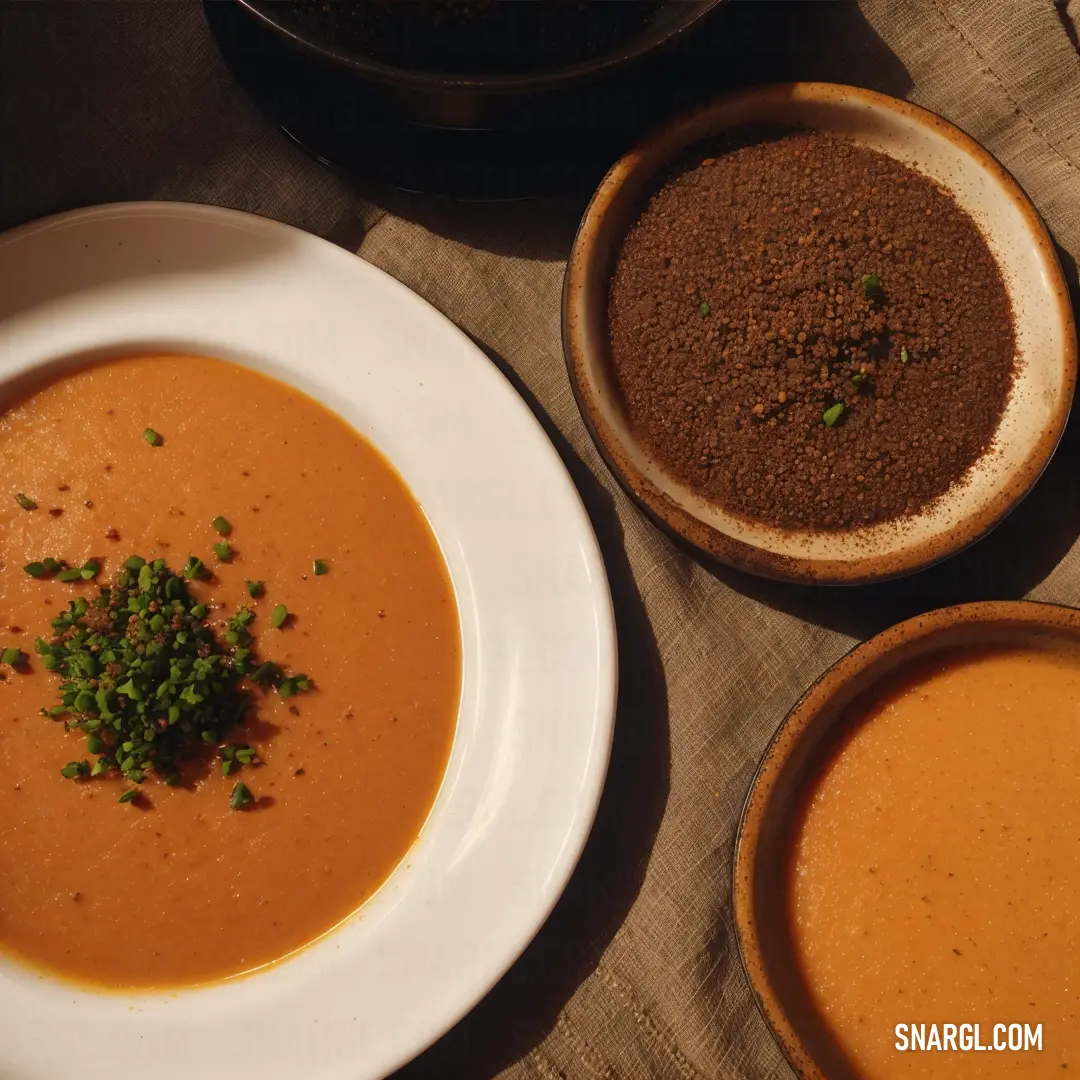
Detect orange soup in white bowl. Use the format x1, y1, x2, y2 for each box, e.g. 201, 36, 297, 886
0, 202, 616, 1080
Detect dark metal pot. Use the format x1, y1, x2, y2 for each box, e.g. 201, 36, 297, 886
234, 0, 725, 128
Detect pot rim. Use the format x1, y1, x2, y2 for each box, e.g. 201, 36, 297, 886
234, 0, 726, 95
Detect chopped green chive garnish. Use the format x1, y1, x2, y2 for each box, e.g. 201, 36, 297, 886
246, 580, 264, 598
1, 647, 28, 667
277, 674, 311, 702
53, 559, 100, 584
861, 273, 882, 298
14, 493, 37, 511
313, 560, 328, 576
822, 403, 845, 427
229, 782, 254, 810
699, 301, 711, 318
118, 789, 138, 804
24, 558, 69, 579
850, 373, 866, 387
211, 516, 232, 537
219, 743, 257, 777
143, 428, 162, 447
900, 347, 910, 363
213, 542, 233, 563
182, 555, 205, 580
270, 604, 288, 629
36, 554, 312, 808
251, 660, 282, 686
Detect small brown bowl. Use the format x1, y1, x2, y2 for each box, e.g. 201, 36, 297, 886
731, 599, 1080, 1079
562, 83, 1077, 584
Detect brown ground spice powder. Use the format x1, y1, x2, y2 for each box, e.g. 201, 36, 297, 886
608, 130, 1017, 531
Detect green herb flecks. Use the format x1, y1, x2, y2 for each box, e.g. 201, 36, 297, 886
901, 347, 910, 364
25, 558, 68, 579
118, 788, 138, 804
822, 403, 845, 427
213, 542, 233, 563
277, 674, 310, 702
36, 556, 311, 806
14, 493, 37, 511
270, 604, 288, 629
229, 782, 254, 810
313, 560, 328, 576
182, 555, 206, 581
212, 516, 232, 537
251, 660, 282, 687
861, 273, 882, 299
699, 301, 711, 318
56, 559, 100, 583
1, 647, 28, 668
220, 743, 258, 778
143, 428, 163, 447
246, 580, 264, 598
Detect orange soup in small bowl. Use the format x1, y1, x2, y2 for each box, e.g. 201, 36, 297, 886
734, 601, 1080, 1079
0, 354, 460, 990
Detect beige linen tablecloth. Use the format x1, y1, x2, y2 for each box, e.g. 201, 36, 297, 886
3, 3, 1079, 1078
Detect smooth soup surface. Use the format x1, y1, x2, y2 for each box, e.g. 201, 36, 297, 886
0, 355, 460, 988
791, 643, 1080, 1077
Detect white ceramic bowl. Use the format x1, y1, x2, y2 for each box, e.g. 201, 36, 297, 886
564, 83, 1077, 583
0, 203, 617, 1080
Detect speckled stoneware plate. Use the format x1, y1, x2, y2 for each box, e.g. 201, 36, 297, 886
731, 600, 1080, 1079
562, 82, 1077, 584
0, 202, 616, 1080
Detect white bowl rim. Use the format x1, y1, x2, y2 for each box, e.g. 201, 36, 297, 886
0, 200, 618, 1080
